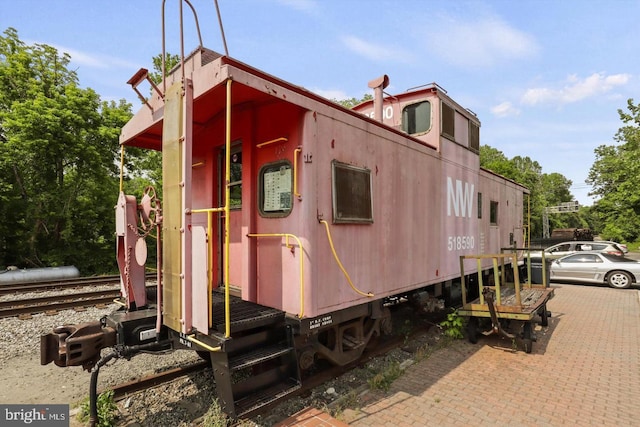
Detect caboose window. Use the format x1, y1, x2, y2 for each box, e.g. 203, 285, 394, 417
230, 149, 242, 209
332, 161, 373, 224
441, 102, 455, 140
469, 122, 480, 153
401, 101, 431, 135
477, 192, 482, 219
490, 200, 499, 225
220, 143, 242, 209
259, 161, 293, 217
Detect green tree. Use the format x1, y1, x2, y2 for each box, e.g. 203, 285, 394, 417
0, 28, 132, 273
149, 52, 180, 87
479, 145, 576, 238
587, 99, 640, 242
334, 93, 373, 109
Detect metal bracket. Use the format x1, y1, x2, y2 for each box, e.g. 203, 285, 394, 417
127, 68, 164, 112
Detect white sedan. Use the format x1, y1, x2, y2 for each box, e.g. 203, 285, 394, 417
550, 252, 640, 289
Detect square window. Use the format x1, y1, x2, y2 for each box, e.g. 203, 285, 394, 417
490, 201, 498, 225
332, 161, 373, 224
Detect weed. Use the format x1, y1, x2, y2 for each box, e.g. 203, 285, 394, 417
78, 390, 118, 427
400, 319, 413, 344
201, 399, 231, 427
439, 310, 465, 339
367, 362, 403, 392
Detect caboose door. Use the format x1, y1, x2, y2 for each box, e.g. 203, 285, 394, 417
217, 142, 245, 295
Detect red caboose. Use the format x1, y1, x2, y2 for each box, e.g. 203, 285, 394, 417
41, 11, 528, 419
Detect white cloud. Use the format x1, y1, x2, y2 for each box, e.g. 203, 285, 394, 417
491, 101, 520, 118
425, 15, 539, 68
311, 88, 350, 101
27, 40, 138, 70
521, 72, 631, 106
277, 0, 318, 13
341, 35, 414, 63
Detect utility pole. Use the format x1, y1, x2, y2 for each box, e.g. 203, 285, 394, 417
542, 201, 580, 238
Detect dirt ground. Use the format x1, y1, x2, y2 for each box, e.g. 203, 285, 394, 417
0, 353, 92, 405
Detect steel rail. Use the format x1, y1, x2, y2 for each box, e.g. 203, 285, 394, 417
0, 273, 156, 296
0, 275, 121, 296
0, 289, 122, 319
110, 361, 210, 400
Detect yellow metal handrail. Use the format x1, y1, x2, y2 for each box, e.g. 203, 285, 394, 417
461, 253, 522, 309
247, 233, 305, 318
256, 137, 288, 148
320, 220, 374, 298
191, 79, 232, 338
186, 334, 221, 352
222, 79, 232, 338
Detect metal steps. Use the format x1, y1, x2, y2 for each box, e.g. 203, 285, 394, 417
208, 294, 301, 418
235, 378, 301, 417
229, 343, 293, 371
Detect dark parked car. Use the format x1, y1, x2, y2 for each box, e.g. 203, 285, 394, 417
550, 252, 640, 289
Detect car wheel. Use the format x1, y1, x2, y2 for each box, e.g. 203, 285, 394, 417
607, 271, 632, 289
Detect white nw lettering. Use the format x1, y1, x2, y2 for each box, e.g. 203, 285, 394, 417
447, 177, 474, 218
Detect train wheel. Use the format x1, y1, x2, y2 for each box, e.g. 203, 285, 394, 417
466, 317, 479, 344
298, 348, 316, 371
380, 307, 393, 336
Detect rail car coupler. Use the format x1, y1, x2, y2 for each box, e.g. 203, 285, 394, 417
40, 320, 117, 371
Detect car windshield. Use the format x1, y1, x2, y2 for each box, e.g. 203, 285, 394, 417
602, 253, 636, 263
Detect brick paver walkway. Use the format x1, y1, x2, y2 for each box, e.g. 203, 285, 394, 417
343, 284, 640, 426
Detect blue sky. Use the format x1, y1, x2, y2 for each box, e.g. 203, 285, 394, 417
2, 0, 639, 206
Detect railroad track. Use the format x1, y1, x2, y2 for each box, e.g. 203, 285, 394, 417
0, 289, 122, 319
107, 325, 427, 420
110, 361, 211, 400
0, 274, 155, 296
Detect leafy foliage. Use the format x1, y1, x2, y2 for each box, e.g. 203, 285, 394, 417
149, 52, 180, 86
480, 145, 582, 238
0, 28, 132, 273
79, 390, 118, 427
587, 99, 640, 242
439, 310, 465, 339
333, 93, 372, 109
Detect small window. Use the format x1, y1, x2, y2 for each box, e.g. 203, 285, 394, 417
259, 161, 293, 217
477, 192, 482, 219
549, 244, 570, 253
229, 150, 242, 209
564, 254, 601, 263
221, 143, 242, 209
441, 102, 455, 139
332, 161, 373, 224
489, 201, 498, 225
401, 101, 431, 135
469, 122, 480, 153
